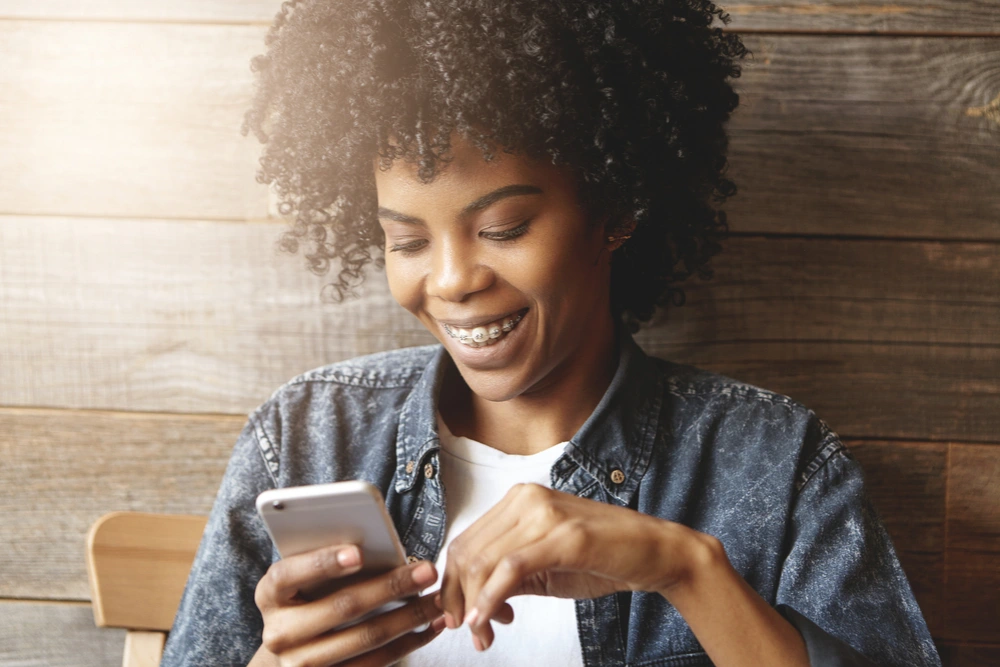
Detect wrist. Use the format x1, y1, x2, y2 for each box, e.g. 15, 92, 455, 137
655, 526, 731, 604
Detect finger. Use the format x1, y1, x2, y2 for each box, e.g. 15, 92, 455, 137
256, 544, 362, 610
440, 484, 543, 626
471, 539, 563, 631
492, 602, 515, 624
439, 559, 466, 630
338, 616, 447, 667
456, 517, 552, 630
287, 593, 443, 666
262, 560, 437, 654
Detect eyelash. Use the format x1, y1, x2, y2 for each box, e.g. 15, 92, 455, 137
388, 219, 532, 255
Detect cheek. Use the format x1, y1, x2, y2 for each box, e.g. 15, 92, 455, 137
384, 257, 425, 315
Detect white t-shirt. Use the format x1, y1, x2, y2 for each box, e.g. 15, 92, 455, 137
399, 420, 584, 666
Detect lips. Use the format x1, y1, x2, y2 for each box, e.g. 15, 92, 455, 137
437, 308, 529, 350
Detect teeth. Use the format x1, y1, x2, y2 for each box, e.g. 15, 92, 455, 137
443, 312, 524, 348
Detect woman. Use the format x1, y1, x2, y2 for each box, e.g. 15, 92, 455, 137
161, 0, 941, 665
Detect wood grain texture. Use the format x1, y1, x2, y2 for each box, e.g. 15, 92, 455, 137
88, 513, 207, 631
0, 600, 124, 667
123, 631, 167, 667
943, 549, 1000, 642
728, 35, 1000, 240
1, 0, 996, 35
938, 643, 1000, 667
4, 216, 998, 441
941, 444, 1000, 643
947, 444, 1000, 552
645, 340, 1000, 442
0, 20, 269, 220
0, 408, 238, 600
0, 0, 277, 23
726, 1, 1000, 35
1, 24, 997, 239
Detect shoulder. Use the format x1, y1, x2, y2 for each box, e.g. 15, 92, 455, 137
271, 345, 439, 393
244, 345, 441, 483
647, 356, 847, 491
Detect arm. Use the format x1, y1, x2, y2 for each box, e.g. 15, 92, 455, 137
160, 417, 276, 667
773, 445, 941, 667
658, 530, 810, 667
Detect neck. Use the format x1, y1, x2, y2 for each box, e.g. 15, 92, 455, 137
441, 315, 620, 456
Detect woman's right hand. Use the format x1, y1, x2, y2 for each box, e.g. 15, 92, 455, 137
248, 544, 446, 667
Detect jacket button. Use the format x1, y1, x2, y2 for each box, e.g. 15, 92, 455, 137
610, 469, 625, 484
407, 555, 419, 564
405, 460, 415, 474
424, 463, 436, 479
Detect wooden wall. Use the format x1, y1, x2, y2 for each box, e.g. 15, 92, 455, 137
1, 1, 997, 664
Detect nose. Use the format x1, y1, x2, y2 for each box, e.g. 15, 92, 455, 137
426, 239, 493, 302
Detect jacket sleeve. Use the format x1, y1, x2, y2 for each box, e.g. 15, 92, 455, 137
160, 415, 276, 667
775, 436, 941, 667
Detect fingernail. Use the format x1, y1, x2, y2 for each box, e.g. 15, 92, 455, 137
444, 611, 457, 629
431, 616, 447, 633
472, 635, 484, 652
464, 608, 479, 627
336, 546, 360, 568
412, 562, 435, 586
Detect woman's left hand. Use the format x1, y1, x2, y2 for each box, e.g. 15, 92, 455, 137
439, 482, 716, 651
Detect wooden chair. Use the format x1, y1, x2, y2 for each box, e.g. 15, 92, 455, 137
86, 512, 207, 667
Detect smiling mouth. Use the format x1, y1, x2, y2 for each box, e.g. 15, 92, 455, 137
441, 309, 527, 348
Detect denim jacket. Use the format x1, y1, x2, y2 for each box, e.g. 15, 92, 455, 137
162, 332, 941, 667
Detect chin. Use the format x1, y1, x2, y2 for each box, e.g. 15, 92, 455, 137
453, 365, 528, 404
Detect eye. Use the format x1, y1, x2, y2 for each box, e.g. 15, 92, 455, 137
481, 219, 532, 242
388, 239, 428, 255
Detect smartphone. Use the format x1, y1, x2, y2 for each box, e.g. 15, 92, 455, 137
256, 480, 427, 630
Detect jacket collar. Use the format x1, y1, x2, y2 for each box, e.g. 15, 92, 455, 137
393, 328, 661, 506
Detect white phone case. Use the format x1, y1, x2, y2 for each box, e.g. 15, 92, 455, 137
256, 480, 406, 571
255, 481, 426, 631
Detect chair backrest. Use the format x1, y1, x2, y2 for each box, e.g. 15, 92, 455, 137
86, 512, 207, 667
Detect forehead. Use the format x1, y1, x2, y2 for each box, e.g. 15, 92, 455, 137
373, 136, 574, 211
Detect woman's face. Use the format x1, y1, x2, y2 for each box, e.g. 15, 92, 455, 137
374, 136, 616, 403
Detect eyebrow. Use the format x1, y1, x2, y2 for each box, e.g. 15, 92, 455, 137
377, 184, 543, 225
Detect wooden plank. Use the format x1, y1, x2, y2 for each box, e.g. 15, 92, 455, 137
1, 25, 998, 237
4, 216, 999, 441
124, 632, 167, 667
646, 340, 1000, 442
0, 215, 435, 415
0, 1, 277, 23
938, 643, 1000, 667
727, 35, 1000, 240
650, 237, 1000, 348
726, 1, 1000, 35
88, 513, 207, 631
1, 1, 996, 36
0, 20, 269, 220
850, 442, 947, 552
0, 600, 125, 667
942, 549, 1000, 642
942, 444, 1000, 643
947, 444, 1000, 552
0, 408, 238, 600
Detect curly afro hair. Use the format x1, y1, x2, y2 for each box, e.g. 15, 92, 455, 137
242, 0, 748, 330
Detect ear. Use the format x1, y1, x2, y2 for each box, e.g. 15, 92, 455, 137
605, 217, 637, 252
